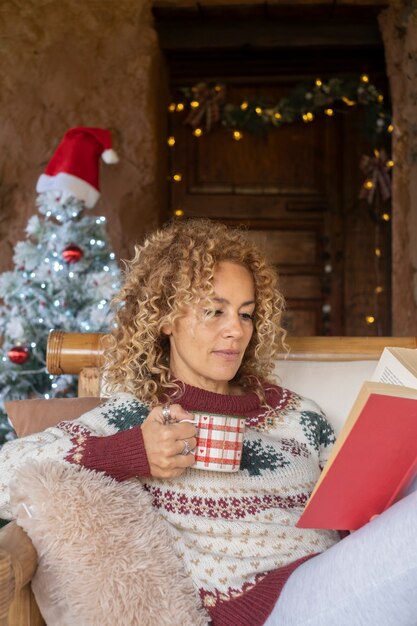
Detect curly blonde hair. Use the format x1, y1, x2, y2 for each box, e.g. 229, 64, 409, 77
103, 219, 286, 404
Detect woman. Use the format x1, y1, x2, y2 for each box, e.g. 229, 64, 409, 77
1, 218, 416, 626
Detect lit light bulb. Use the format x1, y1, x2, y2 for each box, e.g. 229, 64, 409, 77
172, 173, 182, 182
255, 107, 263, 115
382, 213, 390, 222
233, 130, 243, 141
176, 103, 184, 112
167, 136, 176, 147
193, 128, 203, 137
361, 74, 369, 83
190, 100, 200, 109
386, 160, 394, 168
174, 209, 184, 217
315, 79, 322, 87
274, 112, 282, 120
375, 248, 382, 257
388, 124, 394, 133
240, 102, 248, 111
324, 108, 334, 116
365, 315, 375, 324
168, 103, 176, 112
364, 180, 374, 190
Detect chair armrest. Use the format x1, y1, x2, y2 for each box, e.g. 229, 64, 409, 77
0, 521, 38, 624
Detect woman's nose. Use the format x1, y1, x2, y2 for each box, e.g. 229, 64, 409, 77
223, 314, 244, 338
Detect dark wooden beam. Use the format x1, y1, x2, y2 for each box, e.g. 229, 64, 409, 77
155, 18, 383, 51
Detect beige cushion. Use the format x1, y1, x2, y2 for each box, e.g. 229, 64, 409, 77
10, 460, 208, 626
5, 397, 102, 437
275, 359, 377, 434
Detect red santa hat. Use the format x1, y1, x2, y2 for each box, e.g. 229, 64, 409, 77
36, 127, 119, 208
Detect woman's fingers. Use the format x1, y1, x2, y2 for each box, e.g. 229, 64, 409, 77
172, 421, 197, 439
176, 436, 197, 456
149, 444, 195, 477
154, 403, 194, 425
141, 403, 197, 478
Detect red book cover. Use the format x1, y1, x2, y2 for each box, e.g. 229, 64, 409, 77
296, 382, 417, 531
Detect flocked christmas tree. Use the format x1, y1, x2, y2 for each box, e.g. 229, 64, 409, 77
0, 128, 121, 445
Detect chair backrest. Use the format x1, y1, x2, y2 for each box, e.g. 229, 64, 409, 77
275, 336, 417, 433
46, 331, 417, 434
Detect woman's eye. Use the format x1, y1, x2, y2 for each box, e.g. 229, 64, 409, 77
240, 312, 254, 321
203, 309, 223, 318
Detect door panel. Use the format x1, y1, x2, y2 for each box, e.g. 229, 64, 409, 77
168, 81, 389, 336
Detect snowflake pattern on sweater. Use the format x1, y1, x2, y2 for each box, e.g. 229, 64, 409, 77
0, 384, 340, 626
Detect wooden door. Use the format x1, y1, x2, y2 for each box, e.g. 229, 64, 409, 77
168, 82, 344, 335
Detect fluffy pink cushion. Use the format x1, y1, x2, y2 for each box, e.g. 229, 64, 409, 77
10, 460, 208, 626
5, 397, 102, 437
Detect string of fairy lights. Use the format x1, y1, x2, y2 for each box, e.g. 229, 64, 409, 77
167, 75, 393, 332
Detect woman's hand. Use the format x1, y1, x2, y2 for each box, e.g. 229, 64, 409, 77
141, 403, 197, 478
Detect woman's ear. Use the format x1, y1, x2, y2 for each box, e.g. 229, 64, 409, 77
161, 323, 172, 336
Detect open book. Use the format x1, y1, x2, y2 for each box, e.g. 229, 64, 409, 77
296, 347, 417, 531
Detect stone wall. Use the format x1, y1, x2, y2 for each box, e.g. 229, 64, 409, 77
0, 0, 167, 272
379, 1, 417, 335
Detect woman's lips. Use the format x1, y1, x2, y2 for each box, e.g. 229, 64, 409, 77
212, 350, 240, 361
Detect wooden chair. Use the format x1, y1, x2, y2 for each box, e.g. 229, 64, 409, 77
0, 332, 416, 626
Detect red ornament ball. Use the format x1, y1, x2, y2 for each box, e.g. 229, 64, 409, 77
7, 345, 30, 365
62, 245, 84, 264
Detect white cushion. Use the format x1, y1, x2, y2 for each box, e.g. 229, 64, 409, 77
274, 360, 377, 434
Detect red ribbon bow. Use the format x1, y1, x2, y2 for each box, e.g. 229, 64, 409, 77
359, 149, 391, 204
184, 83, 226, 132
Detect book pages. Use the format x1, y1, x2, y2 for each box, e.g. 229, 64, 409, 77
371, 347, 417, 388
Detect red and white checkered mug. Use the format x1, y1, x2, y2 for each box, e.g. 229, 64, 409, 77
191, 412, 245, 472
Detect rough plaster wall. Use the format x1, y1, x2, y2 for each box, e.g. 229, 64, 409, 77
0, 0, 167, 273
379, 1, 417, 335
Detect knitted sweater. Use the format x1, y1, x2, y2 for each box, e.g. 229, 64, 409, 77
0, 383, 340, 625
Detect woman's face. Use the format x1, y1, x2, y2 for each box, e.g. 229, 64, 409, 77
165, 261, 255, 394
